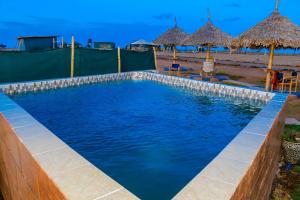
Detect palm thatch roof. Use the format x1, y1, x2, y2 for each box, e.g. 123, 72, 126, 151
183, 18, 232, 47
233, 11, 300, 48
154, 22, 189, 46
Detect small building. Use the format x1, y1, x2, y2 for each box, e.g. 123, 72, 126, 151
17, 36, 58, 51
0, 44, 6, 48
128, 39, 159, 51
94, 42, 115, 50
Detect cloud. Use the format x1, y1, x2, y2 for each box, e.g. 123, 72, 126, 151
153, 13, 173, 20
224, 3, 240, 8
0, 21, 32, 28
222, 17, 240, 22
0, 19, 165, 47
27, 16, 71, 25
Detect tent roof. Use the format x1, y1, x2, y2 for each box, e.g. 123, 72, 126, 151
131, 39, 157, 46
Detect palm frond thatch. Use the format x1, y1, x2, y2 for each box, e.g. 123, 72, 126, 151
183, 20, 232, 47
154, 25, 189, 46
233, 11, 300, 48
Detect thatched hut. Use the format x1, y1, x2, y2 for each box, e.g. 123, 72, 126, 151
154, 18, 189, 63
233, 0, 300, 90
183, 12, 232, 61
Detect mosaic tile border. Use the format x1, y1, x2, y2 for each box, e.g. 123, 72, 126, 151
0, 71, 274, 102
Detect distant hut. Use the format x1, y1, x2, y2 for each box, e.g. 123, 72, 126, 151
128, 39, 159, 51
94, 42, 115, 50
233, 0, 300, 90
17, 36, 58, 51
154, 18, 189, 63
184, 11, 232, 62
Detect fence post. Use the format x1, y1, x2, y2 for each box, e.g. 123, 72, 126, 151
117, 47, 121, 73
61, 37, 64, 48
70, 36, 75, 78
153, 47, 158, 71
52, 37, 55, 49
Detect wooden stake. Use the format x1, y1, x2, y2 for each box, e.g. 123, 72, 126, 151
117, 47, 121, 73
153, 47, 158, 71
265, 44, 275, 91
295, 74, 299, 92
207, 8, 211, 22
275, 0, 279, 12
70, 36, 75, 78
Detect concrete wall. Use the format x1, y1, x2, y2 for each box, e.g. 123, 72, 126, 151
230, 97, 288, 200
0, 114, 67, 200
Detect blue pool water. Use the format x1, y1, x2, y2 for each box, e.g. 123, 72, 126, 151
11, 81, 263, 200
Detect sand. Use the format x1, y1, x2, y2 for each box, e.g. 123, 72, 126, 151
157, 51, 300, 85
157, 51, 300, 68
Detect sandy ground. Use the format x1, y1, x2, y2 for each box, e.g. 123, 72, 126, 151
158, 51, 300, 68
286, 99, 300, 121
157, 51, 300, 85
157, 58, 266, 84
156, 51, 300, 119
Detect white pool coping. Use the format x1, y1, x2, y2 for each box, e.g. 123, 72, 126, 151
0, 71, 288, 200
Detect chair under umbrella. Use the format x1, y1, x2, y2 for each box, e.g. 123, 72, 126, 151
154, 18, 189, 64
183, 11, 232, 62
233, 0, 300, 91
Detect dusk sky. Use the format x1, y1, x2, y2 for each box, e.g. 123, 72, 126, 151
0, 0, 299, 47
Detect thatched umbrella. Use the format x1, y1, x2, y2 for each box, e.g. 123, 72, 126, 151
154, 18, 189, 63
184, 11, 232, 61
233, 0, 300, 90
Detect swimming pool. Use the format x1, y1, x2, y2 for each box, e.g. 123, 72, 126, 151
10, 80, 263, 200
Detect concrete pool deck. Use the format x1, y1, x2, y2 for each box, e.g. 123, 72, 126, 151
0, 71, 289, 200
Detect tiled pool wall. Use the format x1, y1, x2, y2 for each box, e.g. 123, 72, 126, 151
0, 71, 273, 102
0, 71, 289, 200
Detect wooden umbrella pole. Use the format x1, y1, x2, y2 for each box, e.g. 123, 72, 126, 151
206, 45, 211, 61
265, 44, 275, 91
70, 36, 75, 78
153, 47, 158, 71
173, 45, 177, 64
117, 47, 121, 73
